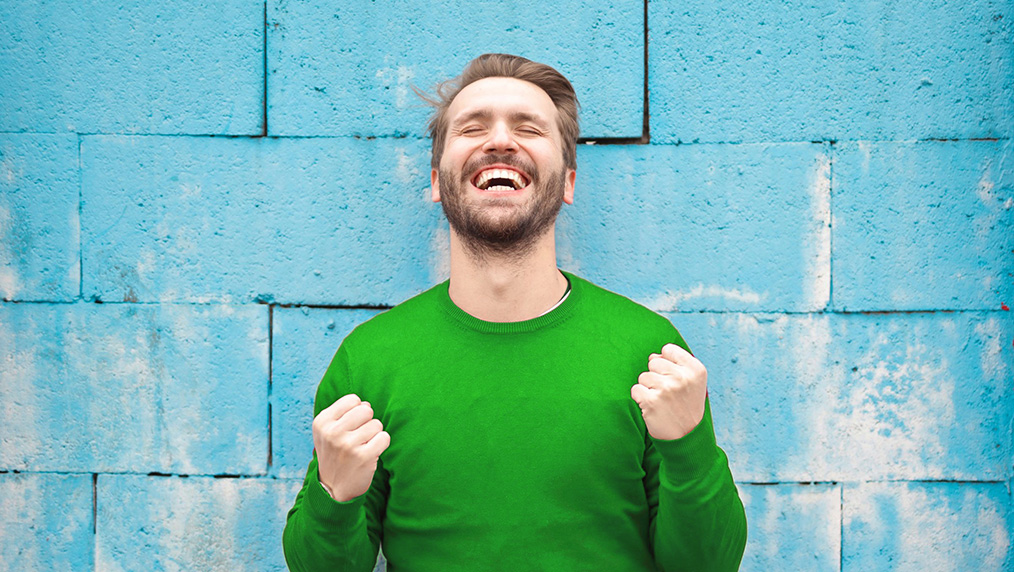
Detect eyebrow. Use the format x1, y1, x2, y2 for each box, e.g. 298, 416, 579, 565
450, 109, 552, 131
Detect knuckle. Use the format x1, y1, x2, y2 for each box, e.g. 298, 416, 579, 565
334, 432, 356, 451
350, 446, 373, 463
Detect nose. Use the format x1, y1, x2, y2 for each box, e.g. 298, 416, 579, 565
482, 121, 518, 154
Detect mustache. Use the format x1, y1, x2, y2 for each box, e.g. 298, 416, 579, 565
461, 155, 537, 183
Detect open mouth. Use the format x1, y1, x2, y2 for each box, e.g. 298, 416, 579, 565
471, 167, 530, 192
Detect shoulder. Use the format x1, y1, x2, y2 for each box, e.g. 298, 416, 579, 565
568, 272, 682, 343
341, 280, 448, 350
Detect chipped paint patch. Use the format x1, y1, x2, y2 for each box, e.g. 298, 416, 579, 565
844, 482, 1010, 570
97, 476, 299, 570
741, 484, 840, 570
847, 330, 955, 477
0, 474, 93, 570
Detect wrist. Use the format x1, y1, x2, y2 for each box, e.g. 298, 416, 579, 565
318, 478, 338, 500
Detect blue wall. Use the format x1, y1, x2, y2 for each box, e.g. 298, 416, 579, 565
2, 1, 1012, 570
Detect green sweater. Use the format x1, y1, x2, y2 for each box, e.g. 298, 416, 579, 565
283, 271, 747, 571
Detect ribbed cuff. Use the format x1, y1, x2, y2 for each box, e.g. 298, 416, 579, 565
651, 396, 721, 481
305, 465, 368, 532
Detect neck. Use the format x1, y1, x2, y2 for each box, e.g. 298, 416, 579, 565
446, 225, 568, 323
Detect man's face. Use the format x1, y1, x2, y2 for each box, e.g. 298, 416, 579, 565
431, 77, 576, 261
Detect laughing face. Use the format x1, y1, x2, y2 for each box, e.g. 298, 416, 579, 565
432, 77, 576, 262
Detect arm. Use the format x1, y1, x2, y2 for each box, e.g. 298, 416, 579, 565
644, 396, 747, 571
633, 337, 747, 571
282, 344, 389, 572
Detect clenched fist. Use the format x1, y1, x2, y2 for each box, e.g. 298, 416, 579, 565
312, 393, 391, 502
631, 343, 708, 440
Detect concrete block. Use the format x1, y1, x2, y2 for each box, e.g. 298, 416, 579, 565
843, 481, 1011, 571
268, 0, 642, 138
739, 483, 840, 572
81, 135, 441, 305
0, 303, 268, 474
0, 473, 93, 572
833, 140, 1013, 311
671, 311, 1011, 481
563, 143, 831, 312
649, 0, 1013, 143
0, 134, 80, 301
96, 474, 301, 571
271, 307, 380, 478
0, 0, 263, 134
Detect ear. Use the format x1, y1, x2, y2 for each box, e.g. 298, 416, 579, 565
431, 168, 441, 202
562, 168, 576, 205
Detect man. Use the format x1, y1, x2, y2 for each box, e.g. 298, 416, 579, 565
283, 53, 747, 571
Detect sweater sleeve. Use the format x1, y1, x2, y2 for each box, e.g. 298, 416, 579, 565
282, 343, 389, 572
643, 395, 748, 571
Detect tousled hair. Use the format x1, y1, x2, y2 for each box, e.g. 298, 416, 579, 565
417, 53, 580, 170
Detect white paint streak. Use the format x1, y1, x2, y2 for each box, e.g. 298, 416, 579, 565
974, 318, 1007, 381
846, 483, 1010, 570
554, 211, 580, 274
0, 476, 41, 569
788, 315, 842, 479
376, 64, 417, 109
1, 151, 20, 185
429, 222, 450, 284
394, 146, 420, 185
752, 485, 840, 567
803, 153, 831, 310
976, 163, 995, 205
651, 283, 765, 311
857, 140, 872, 173
82, 326, 160, 470
136, 248, 157, 284
0, 309, 42, 469
68, 208, 81, 293
0, 204, 19, 299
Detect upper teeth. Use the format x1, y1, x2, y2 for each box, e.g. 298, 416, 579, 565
475, 168, 526, 190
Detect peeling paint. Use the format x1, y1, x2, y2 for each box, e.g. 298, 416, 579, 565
844, 482, 1010, 570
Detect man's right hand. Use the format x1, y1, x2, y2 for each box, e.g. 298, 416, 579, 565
311, 393, 391, 502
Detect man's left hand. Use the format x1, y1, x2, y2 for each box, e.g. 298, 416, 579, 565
631, 343, 708, 440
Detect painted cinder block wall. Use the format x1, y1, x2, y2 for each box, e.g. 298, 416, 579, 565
1, 0, 1011, 570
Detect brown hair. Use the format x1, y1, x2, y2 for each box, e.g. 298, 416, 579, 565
418, 53, 580, 170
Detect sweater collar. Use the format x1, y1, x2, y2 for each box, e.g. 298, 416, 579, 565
438, 270, 581, 334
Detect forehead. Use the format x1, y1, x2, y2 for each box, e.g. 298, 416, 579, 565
447, 77, 558, 126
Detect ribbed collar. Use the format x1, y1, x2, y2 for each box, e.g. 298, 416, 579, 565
438, 270, 581, 334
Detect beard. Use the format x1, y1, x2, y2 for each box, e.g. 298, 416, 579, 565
438, 154, 567, 265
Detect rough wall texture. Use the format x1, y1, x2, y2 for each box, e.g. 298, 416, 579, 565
1, 1, 1012, 570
